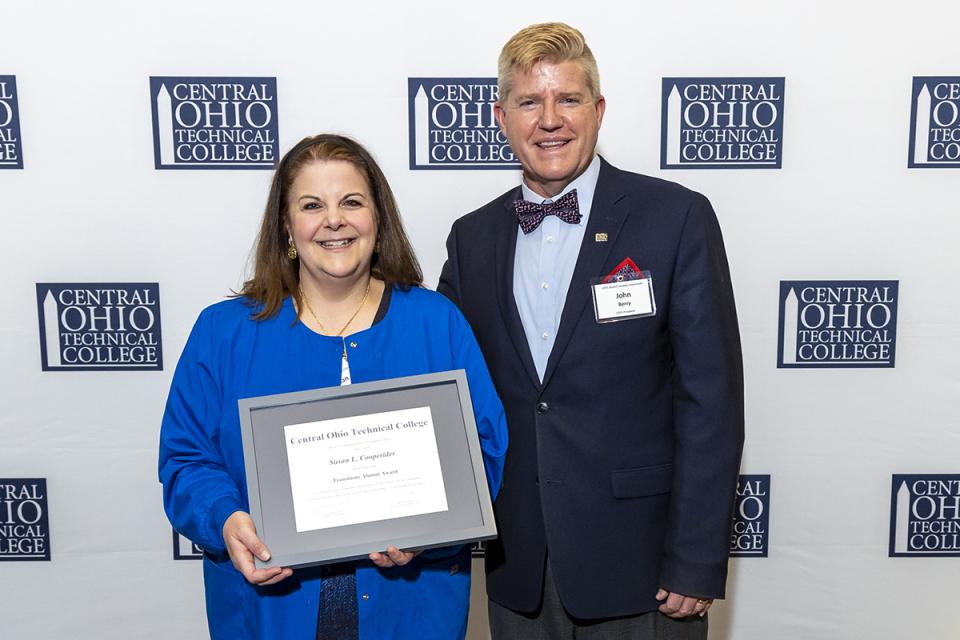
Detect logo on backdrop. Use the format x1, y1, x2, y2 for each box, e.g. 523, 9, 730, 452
730, 475, 770, 557
36, 283, 162, 371
408, 78, 517, 169
909, 77, 960, 168
890, 475, 960, 557
0, 75, 23, 169
0, 479, 50, 561
777, 281, 898, 368
149, 76, 278, 169
661, 77, 785, 169
173, 529, 203, 560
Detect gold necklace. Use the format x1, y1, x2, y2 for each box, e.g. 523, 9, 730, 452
298, 281, 372, 337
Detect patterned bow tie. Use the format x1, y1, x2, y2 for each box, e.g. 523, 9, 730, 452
513, 189, 581, 234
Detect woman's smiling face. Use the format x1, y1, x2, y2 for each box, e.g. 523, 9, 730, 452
286, 160, 378, 287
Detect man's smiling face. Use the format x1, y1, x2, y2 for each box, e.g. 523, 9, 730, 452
495, 59, 605, 198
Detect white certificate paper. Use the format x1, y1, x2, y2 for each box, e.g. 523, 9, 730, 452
284, 406, 448, 533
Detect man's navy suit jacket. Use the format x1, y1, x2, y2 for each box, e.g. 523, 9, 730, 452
438, 158, 744, 620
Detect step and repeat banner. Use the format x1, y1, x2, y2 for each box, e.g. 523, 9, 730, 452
1, 2, 957, 639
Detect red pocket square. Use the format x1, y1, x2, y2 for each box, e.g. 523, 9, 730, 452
603, 258, 642, 283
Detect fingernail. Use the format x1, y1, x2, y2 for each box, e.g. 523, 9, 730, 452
261, 552, 270, 561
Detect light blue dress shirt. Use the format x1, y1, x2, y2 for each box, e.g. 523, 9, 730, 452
513, 155, 601, 381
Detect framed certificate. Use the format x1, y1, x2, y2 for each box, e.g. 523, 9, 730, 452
237, 370, 496, 569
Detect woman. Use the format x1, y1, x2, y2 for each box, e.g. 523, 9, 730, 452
159, 134, 507, 639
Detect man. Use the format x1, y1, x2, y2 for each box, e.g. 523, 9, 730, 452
438, 22, 744, 639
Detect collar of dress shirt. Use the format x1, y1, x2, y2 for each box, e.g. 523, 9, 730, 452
519, 154, 602, 225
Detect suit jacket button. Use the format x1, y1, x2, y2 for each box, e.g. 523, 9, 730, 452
536, 402, 549, 415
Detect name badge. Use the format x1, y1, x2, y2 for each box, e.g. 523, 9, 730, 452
591, 273, 656, 323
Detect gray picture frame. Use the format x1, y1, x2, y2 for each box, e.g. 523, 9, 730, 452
237, 370, 496, 569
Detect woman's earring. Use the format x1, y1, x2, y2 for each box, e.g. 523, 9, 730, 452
287, 238, 298, 260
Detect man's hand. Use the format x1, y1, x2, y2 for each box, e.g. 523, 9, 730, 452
656, 588, 712, 619
368, 546, 422, 568
223, 511, 293, 586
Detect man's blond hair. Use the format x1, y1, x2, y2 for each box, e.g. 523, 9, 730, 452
497, 22, 601, 101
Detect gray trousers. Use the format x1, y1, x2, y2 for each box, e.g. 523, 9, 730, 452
488, 560, 708, 640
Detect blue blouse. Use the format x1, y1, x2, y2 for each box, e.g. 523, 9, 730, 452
159, 286, 507, 639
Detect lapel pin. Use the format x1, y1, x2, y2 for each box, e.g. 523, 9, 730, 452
595, 232, 608, 242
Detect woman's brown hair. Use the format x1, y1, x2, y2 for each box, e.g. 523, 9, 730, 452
237, 134, 423, 320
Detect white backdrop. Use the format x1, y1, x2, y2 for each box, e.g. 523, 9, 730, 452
2, 1, 958, 638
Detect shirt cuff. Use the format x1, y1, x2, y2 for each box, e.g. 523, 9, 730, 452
208, 496, 245, 552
